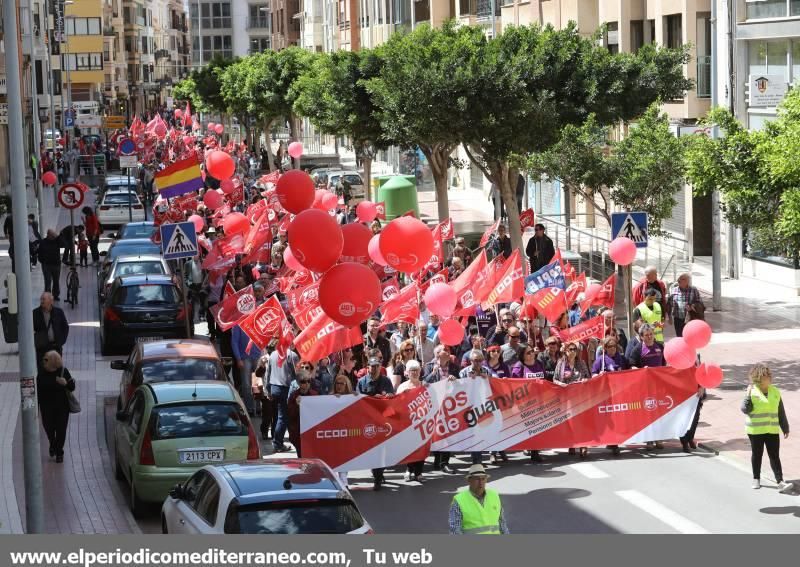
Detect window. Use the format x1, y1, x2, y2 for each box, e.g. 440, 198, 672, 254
630, 20, 644, 53
249, 37, 271, 53
226, 500, 365, 534
748, 40, 789, 80
65, 17, 101, 35
126, 393, 145, 434
605, 22, 619, 54
182, 471, 208, 508
114, 283, 179, 306
746, 0, 789, 19
140, 359, 222, 383
664, 14, 682, 50
193, 478, 221, 526
62, 53, 103, 71
151, 403, 249, 440
793, 42, 800, 85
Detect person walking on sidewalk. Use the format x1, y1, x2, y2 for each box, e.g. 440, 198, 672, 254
449, 464, 510, 534
33, 292, 69, 368
666, 273, 704, 337
37, 351, 75, 463
81, 207, 101, 265
742, 363, 793, 492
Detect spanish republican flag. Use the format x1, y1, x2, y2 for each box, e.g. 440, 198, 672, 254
155, 157, 204, 198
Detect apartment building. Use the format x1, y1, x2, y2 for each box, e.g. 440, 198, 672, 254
240, 1, 273, 54
62, 0, 106, 106
300, 0, 325, 51
271, 0, 302, 49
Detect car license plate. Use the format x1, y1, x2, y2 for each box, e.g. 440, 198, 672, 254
135, 336, 164, 343
179, 449, 225, 464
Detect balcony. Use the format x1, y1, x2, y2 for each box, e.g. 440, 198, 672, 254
696, 55, 711, 99
247, 17, 271, 30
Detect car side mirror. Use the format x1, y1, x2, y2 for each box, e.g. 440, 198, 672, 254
110, 360, 127, 371
100, 251, 107, 257
115, 410, 128, 422
109, 233, 117, 239
169, 484, 184, 500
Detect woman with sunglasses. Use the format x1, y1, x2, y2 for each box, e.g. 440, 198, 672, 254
329, 375, 356, 486
397, 361, 427, 481
486, 345, 511, 378
554, 342, 591, 458
287, 370, 319, 458
389, 339, 418, 389
511, 346, 545, 378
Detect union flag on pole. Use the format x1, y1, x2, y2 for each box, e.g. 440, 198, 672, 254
237, 296, 287, 351
581, 273, 617, 312
557, 315, 606, 343
375, 202, 386, 220
480, 250, 525, 309
379, 283, 420, 327
519, 208, 535, 233
529, 286, 569, 323
438, 218, 455, 240
565, 272, 587, 306
479, 219, 500, 248
294, 312, 363, 362
211, 285, 256, 331
451, 249, 488, 315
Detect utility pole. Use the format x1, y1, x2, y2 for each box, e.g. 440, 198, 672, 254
4, 0, 46, 534
710, 0, 722, 311
27, 0, 45, 230
45, 0, 58, 206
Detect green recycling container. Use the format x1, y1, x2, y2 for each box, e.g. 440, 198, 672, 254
377, 175, 419, 220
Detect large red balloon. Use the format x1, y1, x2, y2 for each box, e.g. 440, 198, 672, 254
696, 363, 723, 388
368, 234, 387, 266
288, 209, 343, 273
340, 223, 373, 264
664, 337, 696, 370
356, 201, 378, 223
319, 263, 382, 327
189, 214, 205, 233
379, 216, 434, 273
203, 189, 224, 210
182, 135, 194, 146
214, 123, 224, 135
683, 320, 712, 350
205, 150, 235, 180
223, 212, 249, 236
284, 246, 306, 273
42, 171, 57, 185
424, 283, 457, 318
438, 319, 465, 346
609, 237, 637, 266
322, 191, 339, 210
220, 178, 236, 195
276, 170, 315, 214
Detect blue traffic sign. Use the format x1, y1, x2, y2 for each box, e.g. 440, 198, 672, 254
119, 137, 136, 155
160, 222, 198, 260
611, 211, 648, 248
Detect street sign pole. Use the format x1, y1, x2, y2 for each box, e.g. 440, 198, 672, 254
127, 167, 133, 222
3, 0, 45, 533
180, 259, 192, 339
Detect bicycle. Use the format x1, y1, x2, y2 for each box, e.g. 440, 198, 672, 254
66, 267, 80, 308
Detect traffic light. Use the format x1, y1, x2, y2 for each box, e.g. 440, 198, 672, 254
118, 101, 125, 114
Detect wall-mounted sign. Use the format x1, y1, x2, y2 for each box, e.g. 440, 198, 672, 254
749, 74, 788, 108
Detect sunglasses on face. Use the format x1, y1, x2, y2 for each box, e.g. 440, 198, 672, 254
509, 335, 520, 339
567, 347, 578, 352
298, 380, 310, 384
403, 347, 415, 352
502, 318, 513, 323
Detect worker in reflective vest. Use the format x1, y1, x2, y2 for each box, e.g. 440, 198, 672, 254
449, 464, 509, 534
742, 363, 793, 493
633, 289, 664, 342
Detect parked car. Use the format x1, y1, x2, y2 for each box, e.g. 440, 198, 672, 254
99, 238, 162, 284
98, 254, 171, 302
114, 221, 157, 240
161, 460, 372, 534
327, 171, 366, 203
111, 338, 227, 410
99, 274, 190, 355
115, 381, 259, 516
97, 189, 145, 227
310, 167, 342, 188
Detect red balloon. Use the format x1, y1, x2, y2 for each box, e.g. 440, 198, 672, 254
438, 319, 465, 346
207, 122, 216, 130
683, 320, 712, 350
222, 212, 250, 236
664, 338, 696, 370
340, 223, 373, 264
322, 191, 339, 210
174, 109, 183, 119
368, 234, 387, 266
220, 179, 236, 195
214, 123, 224, 135
284, 247, 306, 273
205, 150, 235, 180
288, 209, 343, 273
189, 214, 205, 233
609, 237, 637, 266
379, 216, 434, 273
696, 363, 723, 388
203, 189, 224, 210
319, 263, 382, 327
312, 189, 327, 210
154, 123, 167, 138
356, 201, 378, 223
276, 170, 315, 214
42, 171, 57, 185
182, 135, 194, 146
424, 283, 457, 318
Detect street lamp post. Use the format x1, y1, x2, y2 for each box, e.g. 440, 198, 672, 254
45, 0, 58, 205
61, 1, 75, 151
27, 0, 45, 230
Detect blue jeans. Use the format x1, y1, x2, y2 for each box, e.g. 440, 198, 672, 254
270, 384, 290, 449
238, 358, 256, 414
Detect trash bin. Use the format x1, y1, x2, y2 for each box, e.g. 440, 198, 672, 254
0, 307, 18, 344
377, 176, 419, 220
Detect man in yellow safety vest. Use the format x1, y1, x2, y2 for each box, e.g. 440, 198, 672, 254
633, 289, 665, 342
449, 464, 509, 534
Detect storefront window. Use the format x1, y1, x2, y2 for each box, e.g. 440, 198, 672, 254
746, 0, 788, 19
748, 40, 789, 79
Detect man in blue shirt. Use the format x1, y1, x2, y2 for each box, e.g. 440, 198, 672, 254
231, 325, 261, 417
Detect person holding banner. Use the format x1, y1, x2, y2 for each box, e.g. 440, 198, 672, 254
389, 339, 419, 389
555, 342, 591, 458
449, 465, 510, 535
287, 373, 318, 458
398, 361, 427, 482
423, 346, 459, 474
537, 336, 563, 381
592, 337, 629, 375
357, 358, 396, 490
510, 346, 545, 378
486, 346, 511, 378
628, 325, 665, 450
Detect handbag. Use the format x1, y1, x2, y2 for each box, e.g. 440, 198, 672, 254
61, 368, 81, 414
34, 316, 54, 351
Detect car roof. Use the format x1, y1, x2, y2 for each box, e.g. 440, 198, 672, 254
112, 254, 165, 264
139, 339, 220, 360
110, 238, 158, 248
116, 274, 174, 286
330, 171, 360, 177
146, 381, 238, 405
121, 221, 155, 228
218, 460, 344, 504
106, 177, 135, 184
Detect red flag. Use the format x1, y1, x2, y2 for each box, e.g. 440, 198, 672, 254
520, 208, 535, 232
418, 269, 449, 294
381, 277, 401, 301
294, 312, 363, 362
246, 199, 268, 223
278, 269, 314, 294
581, 273, 617, 312
557, 315, 606, 344
259, 171, 281, 185
565, 272, 587, 306
210, 285, 256, 331
479, 219, 500, 248
243, 210, 272, 257
184, 102, 191, 124
529, 287, 569, 323
375, 202, 386, 220
480, 250, 524, 308
451, 249, 488, 314
129, 116, 144, 137
563, 261, 576, 280
202, 239, 237, 271
294, 303, 325, 330
438, 218, 455, 240
379, 283, 420, 327
222, 281, 236, 300
285, 281, 320, 313
237, 296, 287, 351
427, 224, 444, 270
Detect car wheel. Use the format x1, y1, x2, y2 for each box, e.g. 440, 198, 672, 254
101, 330, 113, 356
161, 516, 168, 534
130, 477, 146, 518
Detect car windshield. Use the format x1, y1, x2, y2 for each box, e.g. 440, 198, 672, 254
109, 243, 160, 261
229, 501, 364, 534
342, 175, 362, 185
141, 359, 222, 383
113, 284, 179, 306
113, 261, 165, 278
104, 193, 139, 205
120, 225, 156, 239
152, 403, 247, 440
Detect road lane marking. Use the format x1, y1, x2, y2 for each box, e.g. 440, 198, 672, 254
615, 490, 710, 534
569, 463, 610, 479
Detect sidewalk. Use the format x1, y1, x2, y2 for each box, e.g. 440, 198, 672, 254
0, 193, 139, 534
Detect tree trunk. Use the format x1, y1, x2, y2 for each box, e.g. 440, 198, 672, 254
263, 120, 275, 172
363, 157, 373, 202
289, 114, 301, 170
490, 161, 526, 272
422, 144, 452, 222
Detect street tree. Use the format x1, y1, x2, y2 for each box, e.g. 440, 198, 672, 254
219, 59, 255, 148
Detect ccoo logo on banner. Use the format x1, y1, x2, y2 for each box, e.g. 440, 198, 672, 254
301, 367, 700, 471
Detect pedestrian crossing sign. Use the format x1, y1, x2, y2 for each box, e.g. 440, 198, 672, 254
611, 211, 648, 248
160, 221, 198, 260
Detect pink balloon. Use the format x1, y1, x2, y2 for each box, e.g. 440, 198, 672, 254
220, 179, 236, 195
438, 319, 465, 346
203, 189, 224, 210
664, 337, 696, 370
154, 123, 167, 138
356, 201, 378, 223
683, 320, 712, 350
609, 237, 637, 266
379, 216, 434, 273
207, 122, 216, 130
189, 214, 205, 233
214, 123, 224, 135
284, 247, 306, 273
585, 283, 601, 299
222, 212, 250, 237
424, 283, 457, 318
182, 135, 194, 146
287, 142, 304, 159
341, 223, 373, 264
322, 191, 339, 210
42, 171, 57, 185
368, 234, 387, 266
313, 189, 327, 210
174, 109, 183, 119
696, 363, 723, 388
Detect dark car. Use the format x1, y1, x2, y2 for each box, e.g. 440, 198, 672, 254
115, 221, 157, 240
99, 238, 162, 288
100, 274, 190, 355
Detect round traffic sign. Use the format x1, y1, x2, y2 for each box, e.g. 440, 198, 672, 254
58, 183, 85, 209
119, 137, 136, 156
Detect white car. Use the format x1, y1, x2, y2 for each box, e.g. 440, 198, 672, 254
161, 460, 373, 534
97, 189, 145, 227
327, 171, 366, 203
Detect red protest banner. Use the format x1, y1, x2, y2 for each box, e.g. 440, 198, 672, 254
210, 285, 256, 331
237, 296, 287, 351
557, 315, 606, 343
379, 283, 420, 327
294, 311, 363, 362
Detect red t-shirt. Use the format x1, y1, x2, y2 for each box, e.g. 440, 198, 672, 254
85, 215, 101, 238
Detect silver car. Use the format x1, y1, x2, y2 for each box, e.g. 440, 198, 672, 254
98, 254, 171, 301
327, 171, 366, 204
